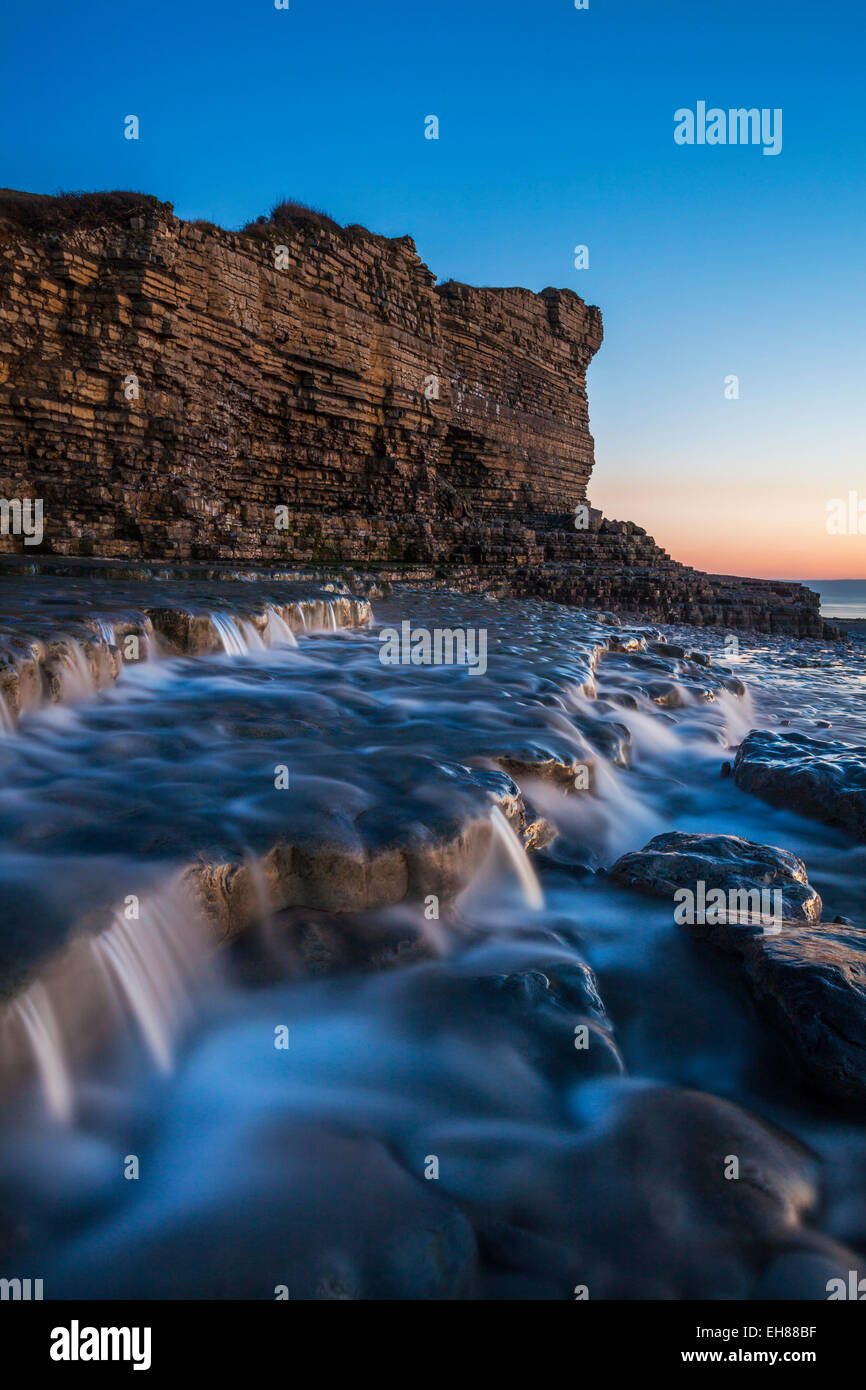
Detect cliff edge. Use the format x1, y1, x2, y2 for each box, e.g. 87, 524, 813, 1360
0, 189, 826, 636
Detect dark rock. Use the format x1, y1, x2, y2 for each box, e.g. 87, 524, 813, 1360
743, 921, 866, 1104
647, 680, 686, 708
612, 830, 866, 1104
733, 729, 866, 840
609, 831, 822, 933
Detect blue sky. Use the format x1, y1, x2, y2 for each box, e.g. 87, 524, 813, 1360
2, 0, 864, 577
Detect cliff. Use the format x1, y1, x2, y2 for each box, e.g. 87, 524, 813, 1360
0, 189, 826, 635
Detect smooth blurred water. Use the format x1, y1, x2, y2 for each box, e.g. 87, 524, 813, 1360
0, 588, 864, 1298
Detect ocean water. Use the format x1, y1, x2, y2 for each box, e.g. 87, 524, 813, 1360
810, 580, 866, 620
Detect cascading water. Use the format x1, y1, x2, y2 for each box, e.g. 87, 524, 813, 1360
0, 589, 864, 1300
2, 878, 213, 1120
487, 804, 545, 908
265, 605, 299, 647
238, 618, 267, 651
0, 688, 13, 734
210, 611, 248, 656
7, 982, 73, 1122
58, 639, 97, 700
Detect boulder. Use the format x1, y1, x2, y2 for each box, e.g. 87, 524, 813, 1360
734, 729, 866, 840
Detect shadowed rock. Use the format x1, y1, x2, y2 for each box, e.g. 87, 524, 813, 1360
610, 831, 866, 1103
744, 922, 866, 1105
734, 729, 866, 840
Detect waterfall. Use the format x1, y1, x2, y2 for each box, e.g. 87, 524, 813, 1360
97, 620, 115, 646
0, 687, 13, 734
9, 982, 73, 1122
294, 603, 308, 630
90, 895, 209, 1074
2, 880, 213, 1118
210, 612, 248, 656
238, 618, 266, 651
58, 639, 97, 699
265, 606, 299, 647
489, 805, 545, 909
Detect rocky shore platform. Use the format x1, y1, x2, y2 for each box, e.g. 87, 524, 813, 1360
0, 580, 863, 1299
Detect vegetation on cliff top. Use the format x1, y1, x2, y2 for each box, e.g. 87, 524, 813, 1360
0, 188, 405, 250
0, 188, 171, 232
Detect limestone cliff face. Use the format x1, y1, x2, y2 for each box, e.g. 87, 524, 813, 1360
0, 191, 825, 635
0, 193, 601, 565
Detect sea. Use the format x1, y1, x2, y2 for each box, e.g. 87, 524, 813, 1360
810, 579, 866, 621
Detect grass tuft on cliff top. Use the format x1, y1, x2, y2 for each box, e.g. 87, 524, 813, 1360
242, 198, 380, 244
0, 188, 172, 233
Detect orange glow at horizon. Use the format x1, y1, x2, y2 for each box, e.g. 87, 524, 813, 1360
591, 480, 866, 582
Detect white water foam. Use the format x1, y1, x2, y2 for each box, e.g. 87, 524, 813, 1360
489, 805, 545, 909
210, 612, 248, 656
266, 606, 299, 647
3, 880, 214, 1119
8, 982, 74, 1122
58, 639, 97, 700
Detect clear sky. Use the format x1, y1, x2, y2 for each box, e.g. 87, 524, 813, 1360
2, 0, 864, 580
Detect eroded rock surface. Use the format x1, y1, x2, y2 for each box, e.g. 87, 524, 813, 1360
610, 831, 823, 933
734, 729, 866, 840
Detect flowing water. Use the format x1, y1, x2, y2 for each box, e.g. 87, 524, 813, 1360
0, 584, 864, 1299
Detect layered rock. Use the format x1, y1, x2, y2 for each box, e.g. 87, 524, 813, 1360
0, 189, 826, 634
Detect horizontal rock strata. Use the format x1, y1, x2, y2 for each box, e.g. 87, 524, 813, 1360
0, 190, 829, 636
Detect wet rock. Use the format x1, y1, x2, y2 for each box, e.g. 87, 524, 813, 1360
610, 832, 822, 932
612, 832, 866, 1103
497, 749, 591, 790
426, 1083, 854, 1298
733, 729, 866, 840
744, 921, 866, 1105
148, 608, 222, 655
722, 676, 747, 697
572, 715, 632, 767
686, 684, 715, 703
523, 818, 557, 852
647, 680, 686, 708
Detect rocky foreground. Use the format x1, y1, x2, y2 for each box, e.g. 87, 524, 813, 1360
0, 583, 863, 1298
